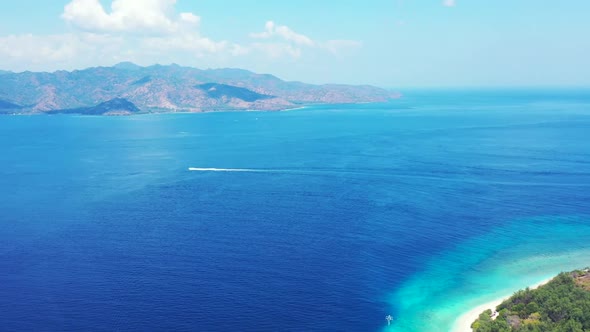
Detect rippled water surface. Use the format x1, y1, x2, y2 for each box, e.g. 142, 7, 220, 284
1, 90, 589, 331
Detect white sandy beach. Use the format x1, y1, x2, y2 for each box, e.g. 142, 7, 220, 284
451, 278, 553, 332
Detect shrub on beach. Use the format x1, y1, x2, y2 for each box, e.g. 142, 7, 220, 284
471, 271, 590, 332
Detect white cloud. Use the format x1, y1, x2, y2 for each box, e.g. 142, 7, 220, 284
62, 0, 196, 34
250, 43, 303, 59
443, 0, 456, 7
247, 21, 361, 59
0, 1, 362, 71
141, 35, 228, 56
0, 33, 124, 70
58, 0, 222, 61
179, 12, 200, 25
229, 44, 250, 56
250, 21, 314, 46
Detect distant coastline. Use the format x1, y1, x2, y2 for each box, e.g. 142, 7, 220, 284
0, 99, 406, 116
0, 63, 401, 116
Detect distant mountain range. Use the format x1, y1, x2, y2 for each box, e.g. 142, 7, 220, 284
0, 63, 400, 115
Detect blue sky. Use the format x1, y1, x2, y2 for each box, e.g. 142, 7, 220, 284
0, 0, 589, 88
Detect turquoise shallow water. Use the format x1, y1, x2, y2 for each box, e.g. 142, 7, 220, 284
1, 89, 589, 331
386, 215, 590, 331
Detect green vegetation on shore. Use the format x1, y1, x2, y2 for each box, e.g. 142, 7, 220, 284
472, 269, 590, 332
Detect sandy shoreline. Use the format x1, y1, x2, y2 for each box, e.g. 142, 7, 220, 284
451, 278, 553, 332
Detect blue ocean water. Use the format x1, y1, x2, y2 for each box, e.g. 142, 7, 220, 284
1, 89, 590, 331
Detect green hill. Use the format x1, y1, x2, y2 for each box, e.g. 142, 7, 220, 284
472, 269, 590, 332
0, 99, 22, 109
196, 83, 273, 102
49, 98, 140, 116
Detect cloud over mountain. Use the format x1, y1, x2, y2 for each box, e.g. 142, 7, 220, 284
250, 21, 315, 46
0, 0, 362, 75
62, 0, 198, 34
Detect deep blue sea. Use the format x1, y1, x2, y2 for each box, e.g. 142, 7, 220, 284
1, 89, 590, 331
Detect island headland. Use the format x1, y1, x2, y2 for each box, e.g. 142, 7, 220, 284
470, 269, 590, 332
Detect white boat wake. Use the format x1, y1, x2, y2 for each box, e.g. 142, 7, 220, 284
188, 167, 267, 172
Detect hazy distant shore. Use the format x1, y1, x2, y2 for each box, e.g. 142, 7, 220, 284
0, 63, 399, 116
